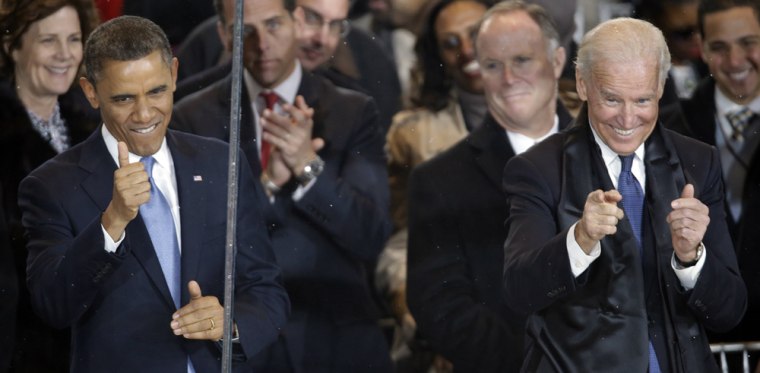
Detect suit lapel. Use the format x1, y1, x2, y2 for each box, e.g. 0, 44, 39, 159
79, 130, 117, 212
468, 114, 515, 190
643, 126, 685, 297
79, 129, 177, 309
167, 130, 206, 306
298, 72, 328, 143
558, 110, 643, 268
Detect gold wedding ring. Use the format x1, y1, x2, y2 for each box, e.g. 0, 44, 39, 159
208, 318, 215, 331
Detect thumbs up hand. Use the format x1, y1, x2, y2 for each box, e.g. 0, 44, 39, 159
666, 184, 710, 262
171, 281, 225, 341
102, 142, 151, 241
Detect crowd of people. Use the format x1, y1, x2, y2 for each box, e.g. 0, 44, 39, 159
0, 0, 758, 372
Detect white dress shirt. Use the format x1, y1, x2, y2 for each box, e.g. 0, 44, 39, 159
100, 125, 181, 253
713, 88, 760, 221
506, 115, 560, 155
565, 123, 705, 290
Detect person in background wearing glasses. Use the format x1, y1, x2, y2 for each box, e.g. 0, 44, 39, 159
173, 0, 393, 371
293, 0, 401, 133
293, 0, 349, 71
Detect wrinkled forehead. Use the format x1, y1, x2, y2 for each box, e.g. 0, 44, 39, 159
296, 0, 349, 20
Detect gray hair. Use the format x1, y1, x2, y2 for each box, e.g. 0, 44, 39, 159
83, 15, 172, 85
474, 0, 561, 58
575, 17, 671, 89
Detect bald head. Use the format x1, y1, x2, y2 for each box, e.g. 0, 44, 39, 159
575, 17, 671, 91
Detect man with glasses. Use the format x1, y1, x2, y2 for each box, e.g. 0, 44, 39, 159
293, 0, 401, 132
173, 0, 392, 371
293, 0, 350, 71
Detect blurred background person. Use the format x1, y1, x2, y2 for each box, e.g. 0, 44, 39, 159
294, 0, 401, 132
0, 0, 100, 371
352, 0, 429, 108
173, 0, 401, 132
407, 1, 573, 371
93, 0, 215, 46
636, 0, 708, 100
374, 0, 488, 370
678, 0, 760, 370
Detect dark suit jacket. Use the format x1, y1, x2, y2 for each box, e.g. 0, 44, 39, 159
502, 109, 746, 373
173, 22, 400, 133
0, 79, 98, 372
680, 78, 760, 342
18, 128, 290, 373
406, 107, 572, 373
172, 71, 392, 371
0, 193, 16, 372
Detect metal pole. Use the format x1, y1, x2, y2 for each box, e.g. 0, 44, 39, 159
222, 0, 245, 370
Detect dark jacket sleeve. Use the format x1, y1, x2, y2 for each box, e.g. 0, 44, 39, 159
407, 164, 523, 372
289, 98, 392, 262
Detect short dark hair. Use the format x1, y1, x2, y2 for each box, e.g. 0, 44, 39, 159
83, 15, 173, 85
413, 0, 488, 111
214, 0, 296, 25
698, 0, 760, 37
0, 0, 100, 78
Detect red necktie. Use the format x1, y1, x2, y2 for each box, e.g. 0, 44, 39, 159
259, 91, 279, 170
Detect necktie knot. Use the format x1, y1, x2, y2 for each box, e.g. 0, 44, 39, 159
260, 91, 279, 110
726, 107, 755, 142
141, 156, 155, 177
619, 154, 634, 173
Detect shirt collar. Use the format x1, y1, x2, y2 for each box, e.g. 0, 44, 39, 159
714, 85, 760, 116
244, 60, 302, 105
505, 114, 560, 155
589, 120, 645, 172
101, 124, 171, 172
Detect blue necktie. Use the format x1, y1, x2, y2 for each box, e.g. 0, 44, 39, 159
139, 156, 181, 309
617, 155, 661, 373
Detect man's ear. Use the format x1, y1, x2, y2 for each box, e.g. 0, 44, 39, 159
79, 76, 100, 109
553, 46, 567, 79
170, 57, 179, 91
575, 67, 588, 102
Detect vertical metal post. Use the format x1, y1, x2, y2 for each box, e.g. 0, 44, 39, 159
222, 0, 245, 371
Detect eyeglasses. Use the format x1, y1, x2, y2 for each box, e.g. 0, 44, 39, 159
297, 6, 350, 38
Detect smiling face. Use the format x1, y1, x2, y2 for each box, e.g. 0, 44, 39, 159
701, 6, 760, 104
80, 50, 177, 156
577, 59, 661, 156
11, 6, 83, 100
476, 11, 565, 136
294, 0, 349, 70
435, 1, 487, 93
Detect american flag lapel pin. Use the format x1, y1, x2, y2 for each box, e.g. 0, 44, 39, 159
193, 175, 203, 182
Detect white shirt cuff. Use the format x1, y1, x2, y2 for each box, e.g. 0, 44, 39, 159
102, 224, 125, 253
567, 222, 601, 277
671, 245, 706, 290
292, 177, 317, 201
